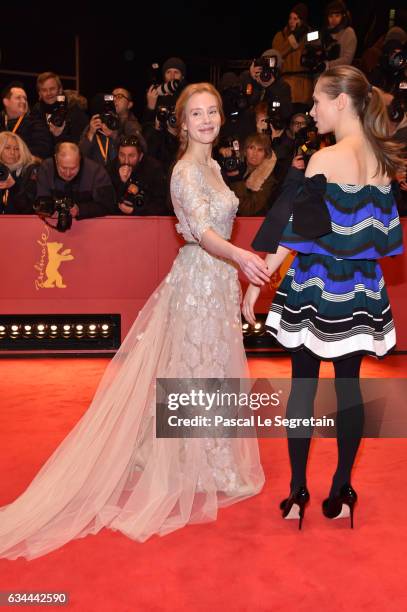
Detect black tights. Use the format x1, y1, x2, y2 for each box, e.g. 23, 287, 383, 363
287, 349, 364, 497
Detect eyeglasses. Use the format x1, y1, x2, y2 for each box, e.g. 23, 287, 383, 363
112, 93, 131, 101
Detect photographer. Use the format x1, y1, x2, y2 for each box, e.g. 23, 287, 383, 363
369, 31, 407, 94
142, 57, 187, 175
240, 49, 293, 123
228, 134, 278, 216
272, 4, 313, 108
0, 132, 39, 214
31, 72, 89, 145
218, 72, 257, 146
322, 1, 357, 69
80, 89, 141, 167
36, 142, 115, 221
0, 82, 53, 160
107, 135, 167, 215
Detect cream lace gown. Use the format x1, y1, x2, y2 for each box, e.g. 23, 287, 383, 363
0, 159, 265, 560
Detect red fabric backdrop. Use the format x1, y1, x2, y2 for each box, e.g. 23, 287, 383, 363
1, 216, 406, 348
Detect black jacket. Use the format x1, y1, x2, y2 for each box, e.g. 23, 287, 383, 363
0, 163, 39, 214
106, 155, 168, 215
0, 112, 54, 159
36, 157, 116, 219
31, 100, 89, 145
239, 72, 293, 123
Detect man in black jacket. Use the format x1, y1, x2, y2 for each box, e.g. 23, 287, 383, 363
31, 72, 89, 145
106, 135, 167, 215
36, 142, 116, 219
240, 49, 293, 124
1, 82, 54, 159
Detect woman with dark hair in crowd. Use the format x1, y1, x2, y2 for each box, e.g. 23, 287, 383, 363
229, 133, 278, 216
0, 83, 267, 560
272, 3, 313, 109
0, 131, 39, 214
323, 0, 357, 69
243, 65, 404, 529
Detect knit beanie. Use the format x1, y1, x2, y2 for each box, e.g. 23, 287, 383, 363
162, 57, 186, 79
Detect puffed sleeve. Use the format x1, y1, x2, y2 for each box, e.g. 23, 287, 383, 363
252, 167, 331, 253
171, 162, 212, 242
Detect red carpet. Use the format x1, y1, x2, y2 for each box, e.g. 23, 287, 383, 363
1, 356, 407, 611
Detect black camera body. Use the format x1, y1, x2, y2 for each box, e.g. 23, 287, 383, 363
222, 85, 250, 120
122, 180, 145, 209
48, 95, 67, 127
100, 95, 120, 131
0, 162, 11, 182
294, 123, 320, 167
34, 196, 74, 232
301, 30, 340, 73
156, 104, 177, 129
219, 138, 245, 173
263, 101, 285, 132
388, 81, 407, 123
253, 56, 279, 82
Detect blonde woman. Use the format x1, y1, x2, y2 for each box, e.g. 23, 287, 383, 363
0, 83, 267, 560
0, 131, 39, 214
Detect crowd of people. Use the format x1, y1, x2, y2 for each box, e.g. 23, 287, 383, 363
0, 0, 406, 224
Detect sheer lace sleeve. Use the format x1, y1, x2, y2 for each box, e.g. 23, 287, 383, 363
171, 161, 213, 243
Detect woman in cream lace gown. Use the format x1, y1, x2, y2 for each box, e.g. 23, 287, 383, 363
0, 83, 267, 560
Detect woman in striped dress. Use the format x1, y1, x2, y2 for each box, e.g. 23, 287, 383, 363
243, 65, 404, 528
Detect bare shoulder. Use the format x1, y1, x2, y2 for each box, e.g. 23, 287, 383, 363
305, 144, 349, 180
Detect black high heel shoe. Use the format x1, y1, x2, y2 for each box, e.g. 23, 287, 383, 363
322, 484, 358, 528
280, 486, 310, 530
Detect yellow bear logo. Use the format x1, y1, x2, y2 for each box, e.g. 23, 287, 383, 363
42, 242, 74, 288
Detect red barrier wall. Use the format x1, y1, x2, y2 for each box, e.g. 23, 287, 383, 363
1, 216, 406, 350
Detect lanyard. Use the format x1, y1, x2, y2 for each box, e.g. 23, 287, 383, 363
96, 134, 109, 163
6, 114, 24, 134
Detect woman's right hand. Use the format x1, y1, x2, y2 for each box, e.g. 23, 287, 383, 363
233, 247, 270, 286
242, 284, 261, 326
0, 175, 15, 190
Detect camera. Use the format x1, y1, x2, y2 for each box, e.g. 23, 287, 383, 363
253, 56, 279, 82
34, 196, 74, 232
263, 101, 286, 132
100, 95, 120, 131
122, 180, 145, 209
156, 104, 177, 129
148, 62, 185, 97
0, 162, 11, 182
222, 84, 251, 120
47, 95, 67, 127
294, 122, 320, 168
388, 81, 407, 123
301, 30, 340, 73
382, 43, 407, 78
219, 138, 245, 173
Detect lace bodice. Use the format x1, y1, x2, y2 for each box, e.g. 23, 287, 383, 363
170, 159, 239, 243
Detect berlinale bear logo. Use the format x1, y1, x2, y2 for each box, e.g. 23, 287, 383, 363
35, 226, 74, 290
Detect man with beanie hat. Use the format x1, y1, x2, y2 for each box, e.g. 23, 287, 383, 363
161, 57, 186, 82
142, 56, 187, 179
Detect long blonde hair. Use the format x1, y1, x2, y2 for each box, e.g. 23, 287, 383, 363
0, 131, 35, 172
175, 83, 225, 160
318, 65, 404, 178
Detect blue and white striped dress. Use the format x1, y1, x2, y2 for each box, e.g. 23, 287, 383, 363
266, 182, 404, 360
